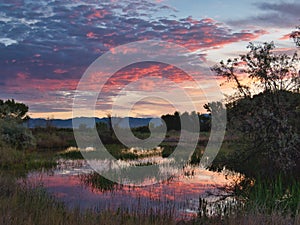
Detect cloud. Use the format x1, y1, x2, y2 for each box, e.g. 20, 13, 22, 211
0, 0, 268, 117
279, 33, 292, 40
228, 1, 300, 28
54, 69, 69, 74
0, 38, 18, 46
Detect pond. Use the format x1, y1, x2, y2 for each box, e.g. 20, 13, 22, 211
22, 155, 238, 220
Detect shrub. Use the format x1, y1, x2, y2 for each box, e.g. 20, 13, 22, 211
0, 118, 36, 150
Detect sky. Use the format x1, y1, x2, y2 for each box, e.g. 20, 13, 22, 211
0, 0, 299, 119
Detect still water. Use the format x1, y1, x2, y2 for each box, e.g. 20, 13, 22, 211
23, 158, 235, 220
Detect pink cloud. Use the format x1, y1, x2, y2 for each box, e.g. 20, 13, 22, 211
86, 32, 97, 39
6, 75, 78, 92
279, 33, 291, 40
87, 9, 111, 20
17, 72, 29, 80
54, 69, 68, 74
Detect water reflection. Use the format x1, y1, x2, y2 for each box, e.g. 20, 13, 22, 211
25, 158, 235, 219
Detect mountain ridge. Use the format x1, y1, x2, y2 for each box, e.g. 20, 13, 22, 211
25, 117, 158, 129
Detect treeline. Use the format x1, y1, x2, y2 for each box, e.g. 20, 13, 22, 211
161, 111, 211, 132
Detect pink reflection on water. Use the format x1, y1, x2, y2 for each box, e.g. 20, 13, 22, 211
26, 161, 232, 220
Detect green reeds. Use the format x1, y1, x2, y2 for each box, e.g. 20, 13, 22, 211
244, 176, 300, 215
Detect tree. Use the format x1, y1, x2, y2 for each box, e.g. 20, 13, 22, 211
291, 25, 300, 47
0, 99, 34, 150
0, 99, 29, 121
212, 42, 299, 97
96, 122, 109, 132
161, 111, 211, 132
203, 101, 226, 131
161, 111, 181, 131
211, 42, 300, 178
198, 114, 210, 132
106, 114, 114, 138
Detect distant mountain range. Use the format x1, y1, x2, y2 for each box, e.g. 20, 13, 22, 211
25, 117, 161, 129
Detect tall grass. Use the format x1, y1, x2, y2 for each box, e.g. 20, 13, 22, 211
32, 127, 76, 149
243, 176, 300, 215
58, 145, 164, 160
0, 145, 56, 173
0, 174, 179, 225
80, 172, 121, 192
194, 196, 300, 225
194, 174, 300, 225
1, 165, 300, 224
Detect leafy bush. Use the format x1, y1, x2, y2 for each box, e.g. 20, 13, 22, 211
211, 42, 300, 179
0, 118, 35, 150
222, 91, 300, 178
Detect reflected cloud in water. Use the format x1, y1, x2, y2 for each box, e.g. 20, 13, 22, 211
25, 158, 236, 219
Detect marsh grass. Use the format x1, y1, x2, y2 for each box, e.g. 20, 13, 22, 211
80, 172, 121, 192
194, 174, 300, 225
0, 174, 179, 225
1, 137, 300, 225
2, 172, 298, 225
0, 145, 56, 173
194, 196, 300, 225
242, 176, 300, 215
0, 145, 24, 169
1, 163, 300, 225
58, 148, 84, 159
191, 210, 300, 225
58, 145, 163, 160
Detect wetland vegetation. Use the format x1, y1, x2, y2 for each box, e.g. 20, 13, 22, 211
1, 37, 300, 224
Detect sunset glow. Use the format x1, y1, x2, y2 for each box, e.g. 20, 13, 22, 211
0, 0, 298, 118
